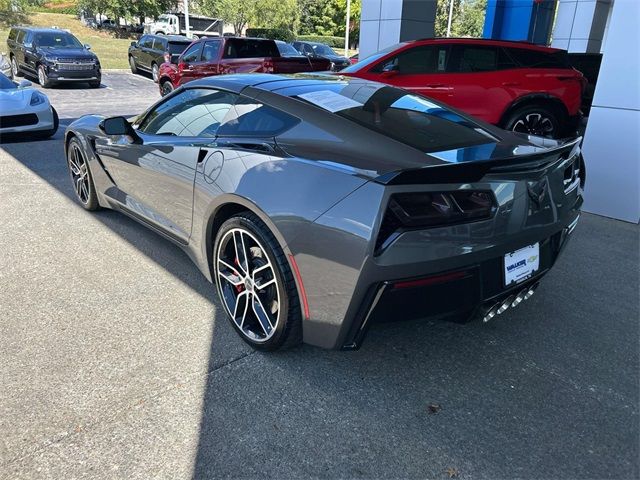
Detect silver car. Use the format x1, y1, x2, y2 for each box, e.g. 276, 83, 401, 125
64, 74, 584, 351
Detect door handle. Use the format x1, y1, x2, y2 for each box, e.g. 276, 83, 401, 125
502, 81, 520, 87
426, 83, 446, 88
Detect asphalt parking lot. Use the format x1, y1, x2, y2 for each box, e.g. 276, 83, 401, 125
0, 72, 638, 479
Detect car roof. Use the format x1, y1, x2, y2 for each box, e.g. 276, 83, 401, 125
15, 27, 74, 34
407, 37, 564, 53
149, 34, 190, 42
188, 73, 382, 95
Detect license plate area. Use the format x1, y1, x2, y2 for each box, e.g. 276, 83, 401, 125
504, 243, 540, 287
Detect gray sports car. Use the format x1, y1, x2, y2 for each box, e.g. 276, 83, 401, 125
64, 73, 584, 351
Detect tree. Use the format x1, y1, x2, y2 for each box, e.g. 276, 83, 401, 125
200, 0, 258, 34
435, 0, 487, 38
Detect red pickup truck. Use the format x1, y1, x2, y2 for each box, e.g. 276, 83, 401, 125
157, 37, 330, 95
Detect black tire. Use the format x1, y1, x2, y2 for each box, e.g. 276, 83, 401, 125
213, 212, 302, 351
160, 79, 174, 96
10, 56, 22, 77
502, 104, 562, 139
37, 64, 53, 88
129, 55, 138, 74
66, 137, 100, 211
151, 62, 159, 82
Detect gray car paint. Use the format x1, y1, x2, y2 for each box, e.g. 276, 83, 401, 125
65, 74, 584, 349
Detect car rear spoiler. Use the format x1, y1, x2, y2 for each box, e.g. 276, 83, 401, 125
374, 137, 582, 185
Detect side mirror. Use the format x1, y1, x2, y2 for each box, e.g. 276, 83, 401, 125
18, 80, 32, 88
130, 41, 136, 47
84, 43, 91, 50
99, 116, 138, 139
381, 63, 398, 77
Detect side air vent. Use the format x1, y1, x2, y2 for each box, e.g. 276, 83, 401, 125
563, 155, 583, 194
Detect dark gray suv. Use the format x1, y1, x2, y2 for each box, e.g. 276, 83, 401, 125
7, 27, 101, 88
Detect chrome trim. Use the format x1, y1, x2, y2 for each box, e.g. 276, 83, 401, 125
567, 215, 580, 234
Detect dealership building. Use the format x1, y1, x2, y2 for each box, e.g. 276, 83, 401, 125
359, 0, 639, 223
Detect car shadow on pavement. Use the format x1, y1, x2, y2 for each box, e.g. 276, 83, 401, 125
1, 122, 638, 479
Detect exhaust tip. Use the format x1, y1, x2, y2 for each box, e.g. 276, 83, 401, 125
497, 295, 514, 315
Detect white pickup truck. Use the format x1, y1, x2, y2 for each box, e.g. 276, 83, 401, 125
145, 13, 223, 38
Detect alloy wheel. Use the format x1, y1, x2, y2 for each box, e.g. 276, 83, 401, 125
38, 67, 46, 86
67, 143, 91, 204
511, 113, 555, 136
11, 57, 18, 76
216, 228, 281, 343
152, 64, 159, 82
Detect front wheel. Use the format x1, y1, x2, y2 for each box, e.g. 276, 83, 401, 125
66, 137, 100, 211
214, 212, 302, 351
37, 65, 52, 88
503, 105, 561, 139
36, 107, 59, 139
151, 62, 159, 82
160, 79, 174, 96
129, 55, 138, 74
89, 79, 101, 88
11, 56, 22, 77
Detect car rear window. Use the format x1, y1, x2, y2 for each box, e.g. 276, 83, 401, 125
507, 48, 570, 68
167, 41, 191, 55
223, 38, 280, 59
292, 83, 495, 153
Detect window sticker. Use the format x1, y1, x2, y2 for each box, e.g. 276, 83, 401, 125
297, 90, 363, 113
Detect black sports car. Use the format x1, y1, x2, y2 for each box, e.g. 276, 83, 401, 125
64, 74, 584, 351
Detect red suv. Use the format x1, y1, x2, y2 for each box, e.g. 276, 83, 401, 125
340, 38, 585, 138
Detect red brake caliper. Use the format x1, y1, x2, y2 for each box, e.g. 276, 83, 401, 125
234, 257, 244, 293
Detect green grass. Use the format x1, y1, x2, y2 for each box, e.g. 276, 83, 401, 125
1, 12, 132, 69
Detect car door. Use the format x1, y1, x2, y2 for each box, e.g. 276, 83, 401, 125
442, 44, 520, 124
22, 32, 39, 74
14, 30, 31, 72
361, 44, 453, 104
199, 39, 221, 77
138, 35, 154, 69
176, 42, 203, 85
150, 36, 166, 67
95, 88, 238, 242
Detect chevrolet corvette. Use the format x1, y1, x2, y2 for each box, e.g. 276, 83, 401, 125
0, 73, 58, 138
64, 74, 584, 351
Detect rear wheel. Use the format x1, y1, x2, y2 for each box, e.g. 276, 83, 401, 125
66, 137, 100, 211
214, 212, 302, 351
89, 78, 101, 88
503, 105, 561, 138
160, 79, 174, 96
129, 55, 138, 74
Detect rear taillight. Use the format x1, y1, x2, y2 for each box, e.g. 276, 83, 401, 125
375, 190, 496, 252
263, 59, 274, 73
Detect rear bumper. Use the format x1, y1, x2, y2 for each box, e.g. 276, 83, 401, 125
341, 214, 580, 350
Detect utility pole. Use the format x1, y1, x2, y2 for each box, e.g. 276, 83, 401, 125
183, 0, 191, 37
446, 0, 454, 37
344, 0, 351, 53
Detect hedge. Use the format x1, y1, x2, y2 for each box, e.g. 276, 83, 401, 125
296, 35, 344, 48
246, 28, 295, 43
